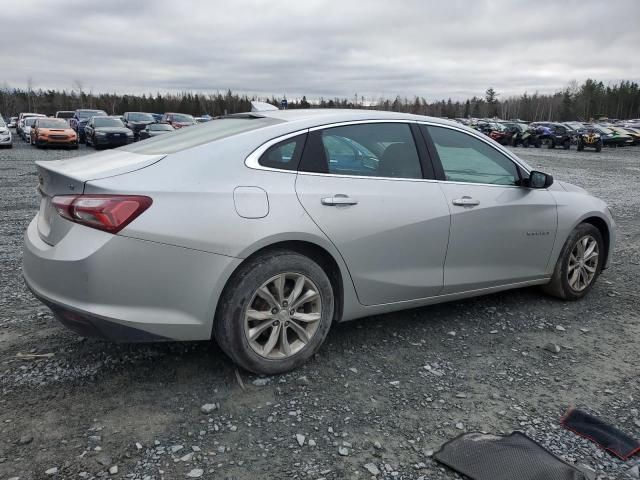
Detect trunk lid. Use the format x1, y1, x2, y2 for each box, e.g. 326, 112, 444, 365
35, 149, 165, 245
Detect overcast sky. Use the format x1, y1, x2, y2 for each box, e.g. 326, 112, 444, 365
2, 0, 639, 101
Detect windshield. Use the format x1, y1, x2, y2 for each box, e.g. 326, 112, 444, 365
171, 114, 195, 123
149, 124, 174, 131
123, 117, 282, 155
596, 126, 613, 134
78, 110, 107, 119
38, 119, 69, 128
94, 117, 124, 127
25, 118, 37, 126
128, 112, 154, 122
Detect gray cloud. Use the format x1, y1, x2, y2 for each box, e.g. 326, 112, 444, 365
2, 0, 639, 100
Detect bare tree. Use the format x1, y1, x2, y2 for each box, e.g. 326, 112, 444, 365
72, 80, 84, 108
27, 77, 34, 112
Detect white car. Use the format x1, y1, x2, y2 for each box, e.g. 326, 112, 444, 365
22, 117, 38, 143
0, 118, 12, 148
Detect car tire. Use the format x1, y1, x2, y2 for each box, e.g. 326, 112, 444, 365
214, 250, 335, 374
522, 138, 529, 148
595, 144, 602, 152
542, 223, 605, 301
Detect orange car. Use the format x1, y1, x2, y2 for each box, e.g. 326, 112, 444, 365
31, 118, 78, 149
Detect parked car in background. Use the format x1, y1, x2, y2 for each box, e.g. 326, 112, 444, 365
85, 116, 133, 149
21, 117, 39, 143
70, 109, 108, 143
0, 118, 12, 148
195, 116, 212, 123
123, 112, 156, 140
575, 127, 603, 152
509, 123, 541, 147
17, 113, 45, 137
55, 111, 75, 121
609, 126, 639, 145
151, 113, 163, 122
162, 112, 196, 129
23, 110, 615, 374
531, 122, 572, 149
622, 127, 640, 145
8, 117, 17, 128
30, 117, 78, 149
139, 122, 174, 140
592, 124, 633, 147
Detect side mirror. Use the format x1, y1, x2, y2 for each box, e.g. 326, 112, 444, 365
527, 170, 553, 189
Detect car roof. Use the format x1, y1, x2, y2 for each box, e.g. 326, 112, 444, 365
243, 108, 463, 130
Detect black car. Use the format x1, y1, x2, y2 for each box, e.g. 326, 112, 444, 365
575, 127, 603, 152
70, 109, 108, 143
85, 116, 134, 149
139, 122, 175, 140
531, 122, 572, 149
122, 112, 156, 140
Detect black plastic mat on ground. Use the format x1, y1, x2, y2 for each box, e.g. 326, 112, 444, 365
434, 431, 587, 480
561, 408, 640, 460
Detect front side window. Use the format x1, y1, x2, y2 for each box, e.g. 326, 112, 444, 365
300, 123, 423, 179
258, 134, 306, 171
427, 126, 520, 186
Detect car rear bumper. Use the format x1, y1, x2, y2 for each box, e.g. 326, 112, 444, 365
23, 216, 241, 342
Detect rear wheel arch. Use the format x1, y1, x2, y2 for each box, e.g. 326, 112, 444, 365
213, 240, 345, 338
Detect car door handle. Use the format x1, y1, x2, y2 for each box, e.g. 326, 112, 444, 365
321, 195, 358, 206
452, 196, 480, 206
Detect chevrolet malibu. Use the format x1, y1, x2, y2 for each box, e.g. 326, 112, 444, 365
23, 110, 615, 374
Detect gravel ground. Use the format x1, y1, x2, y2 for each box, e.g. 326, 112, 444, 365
1, 136, 639, 480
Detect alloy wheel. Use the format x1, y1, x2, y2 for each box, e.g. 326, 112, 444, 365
567, 235, 599, 292
244, 273, 322, 359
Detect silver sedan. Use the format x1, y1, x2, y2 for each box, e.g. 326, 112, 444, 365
23, 109, 615, 373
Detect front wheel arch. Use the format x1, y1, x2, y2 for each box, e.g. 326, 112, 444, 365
581, 216, 610, 268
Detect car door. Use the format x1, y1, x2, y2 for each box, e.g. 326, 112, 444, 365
422, 124, 558, 294
295, 121, 451, 306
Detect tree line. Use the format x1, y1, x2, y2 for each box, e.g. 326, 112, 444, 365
1, 79, 639, 121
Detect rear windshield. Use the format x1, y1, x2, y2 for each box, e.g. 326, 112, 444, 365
128, 112, 154, 121
170, 114, 195, 123
78, 110, 107, 119
121, 117, 283, 154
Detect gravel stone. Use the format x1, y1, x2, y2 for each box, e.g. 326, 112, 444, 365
364, 463, 380, 475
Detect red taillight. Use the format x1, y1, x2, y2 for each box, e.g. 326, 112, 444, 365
52, 195, 152, 233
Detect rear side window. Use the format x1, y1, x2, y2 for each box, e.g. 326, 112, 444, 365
258, 134, 307, 171
120, 117, 283, 154
300, 123, 423, 179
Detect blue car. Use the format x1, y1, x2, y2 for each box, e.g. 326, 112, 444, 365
69, 109, 108, 143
